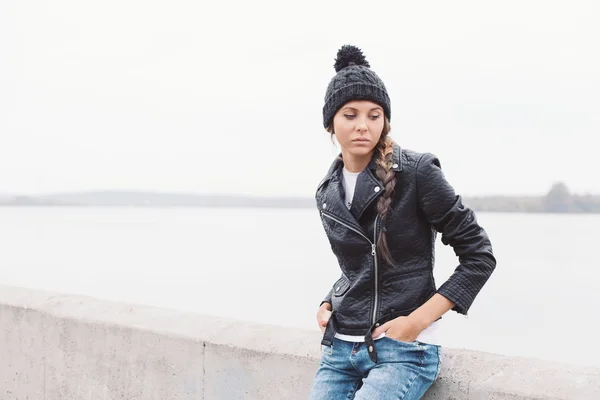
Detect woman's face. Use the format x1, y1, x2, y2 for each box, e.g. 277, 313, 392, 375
331, 100, 385, 160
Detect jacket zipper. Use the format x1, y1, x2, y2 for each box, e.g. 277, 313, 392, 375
321, 211, 380, 325
372, 215, 379, 325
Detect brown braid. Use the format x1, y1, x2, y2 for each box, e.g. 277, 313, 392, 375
374, 119, 396, 265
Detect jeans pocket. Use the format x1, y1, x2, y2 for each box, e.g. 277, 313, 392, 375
382, 335, 420, 347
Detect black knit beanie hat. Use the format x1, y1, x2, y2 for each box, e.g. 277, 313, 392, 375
322, 45, 391, 129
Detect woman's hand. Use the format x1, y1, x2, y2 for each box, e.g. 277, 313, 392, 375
372, 315, 427, 342
317, 302, 332, 333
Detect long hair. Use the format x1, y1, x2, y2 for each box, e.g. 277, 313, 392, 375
373, 119, 396, 265
328, 118, 396, 264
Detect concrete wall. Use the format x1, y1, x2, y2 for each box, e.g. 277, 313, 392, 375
1, 285, 599, 400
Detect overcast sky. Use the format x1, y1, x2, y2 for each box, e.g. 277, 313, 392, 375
1, 0, 598, 197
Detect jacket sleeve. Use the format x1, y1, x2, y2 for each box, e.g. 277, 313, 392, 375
416, 152, 496, 315
321, 288, 333, 308
315, 194, 334, 308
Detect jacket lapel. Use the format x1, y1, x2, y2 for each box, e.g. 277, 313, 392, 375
349, 168, 385, 221
329, 170, 361, 227
350, 144, 404, 220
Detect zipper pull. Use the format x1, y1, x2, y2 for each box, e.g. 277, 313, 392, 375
371, 244, 376, 256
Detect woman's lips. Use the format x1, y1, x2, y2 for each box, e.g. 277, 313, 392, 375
352, 138, 370, 144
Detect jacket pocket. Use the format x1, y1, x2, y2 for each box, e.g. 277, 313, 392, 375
381, 268, 432, 313
332, 275, 351, 297
385, 266, 430, 282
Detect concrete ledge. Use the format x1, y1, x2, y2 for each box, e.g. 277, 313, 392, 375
1, 285, 599, 399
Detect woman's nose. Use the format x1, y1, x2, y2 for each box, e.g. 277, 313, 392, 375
356, 119, 368, 132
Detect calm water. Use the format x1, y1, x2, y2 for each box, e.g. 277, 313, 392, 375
1, 207, 599, 368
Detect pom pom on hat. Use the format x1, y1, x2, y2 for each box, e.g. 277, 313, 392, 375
333, 45, 370, 72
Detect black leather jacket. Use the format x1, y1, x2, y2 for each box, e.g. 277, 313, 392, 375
316, 144, 496, 360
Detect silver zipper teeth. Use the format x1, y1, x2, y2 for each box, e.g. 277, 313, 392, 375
372, 215, 379, 325
321, 212, 370, 243
321, 211, 380, 325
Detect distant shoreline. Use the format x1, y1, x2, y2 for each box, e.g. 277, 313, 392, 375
1, 183, 599, 214
2, 204, 598, 215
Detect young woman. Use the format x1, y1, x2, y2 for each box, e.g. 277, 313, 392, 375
308, 45, 497, 400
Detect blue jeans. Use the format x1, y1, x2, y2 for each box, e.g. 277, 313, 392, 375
308, 336, 441, 400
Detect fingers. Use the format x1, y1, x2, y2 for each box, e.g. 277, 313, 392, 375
372, 321, 389, 337
319, 313, 331, 326
317, 309, 332, 330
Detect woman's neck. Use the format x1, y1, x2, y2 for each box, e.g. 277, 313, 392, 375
341, 150, 374, 173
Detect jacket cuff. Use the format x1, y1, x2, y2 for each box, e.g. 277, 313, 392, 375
436, 277, 475, 315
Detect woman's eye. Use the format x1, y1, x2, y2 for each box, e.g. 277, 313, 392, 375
370, 115, 380, 120
344, 114, 356, 119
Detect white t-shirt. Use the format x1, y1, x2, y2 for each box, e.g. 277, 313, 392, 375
333, 167, 442, 345
341, 167, 360, 210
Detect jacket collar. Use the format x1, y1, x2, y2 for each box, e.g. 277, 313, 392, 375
318, 143, 404, 226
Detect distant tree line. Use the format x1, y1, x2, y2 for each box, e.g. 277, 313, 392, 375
464, 182, 600, 213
